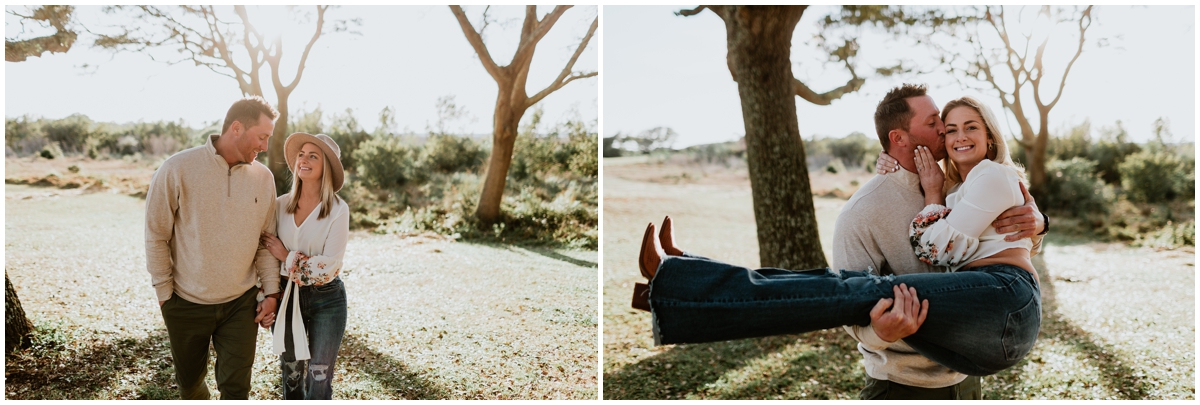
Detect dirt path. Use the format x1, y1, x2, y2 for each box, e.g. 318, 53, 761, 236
5, 184, 597, 399
602, 158, 1194, 399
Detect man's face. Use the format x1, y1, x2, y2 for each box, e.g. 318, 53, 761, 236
904, 95, 947, 160
234, 113, 275, 163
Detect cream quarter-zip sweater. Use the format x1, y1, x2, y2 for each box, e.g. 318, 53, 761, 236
145, 134, 282, 305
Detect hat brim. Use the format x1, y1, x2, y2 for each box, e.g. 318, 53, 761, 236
284, 133, 345, 192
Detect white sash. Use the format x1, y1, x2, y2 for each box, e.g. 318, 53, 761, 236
273, 255, 311, 360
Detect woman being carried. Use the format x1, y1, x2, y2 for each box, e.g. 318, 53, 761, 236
259, 133, 351, 399
635, 97, 1041, 376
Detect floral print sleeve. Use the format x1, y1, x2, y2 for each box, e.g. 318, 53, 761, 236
283, 250, 342, 286
909, 204, 980, 268
909, 163, 1025, 270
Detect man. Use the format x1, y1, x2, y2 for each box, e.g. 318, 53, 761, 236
145, 96, 283, 400
832, 84, 1046, 400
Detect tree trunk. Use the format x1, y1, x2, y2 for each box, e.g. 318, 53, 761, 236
270, 98, 290, 196
723, 6, 828, 270
1028, 128, 1049, 200
476, 97, 523, 225
6, 273, 34, 354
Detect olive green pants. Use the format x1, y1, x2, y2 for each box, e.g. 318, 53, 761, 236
860, 375, 982, 400
160, 288, 260, 400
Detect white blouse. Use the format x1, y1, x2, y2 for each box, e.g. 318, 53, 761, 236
909, 159, 1033, 272
271, 195, 350, 360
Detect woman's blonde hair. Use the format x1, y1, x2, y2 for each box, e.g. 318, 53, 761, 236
940, 96, 1027, 191
285, 143, 341, 219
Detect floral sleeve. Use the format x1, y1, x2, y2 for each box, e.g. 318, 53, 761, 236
909, 204, 981, 268
284, 250, 342, 286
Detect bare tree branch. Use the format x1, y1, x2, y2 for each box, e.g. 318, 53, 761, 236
676, 6, 708, 17
526, 16, 597, 108
449, 5, 503, 81
1043, 6, 1091, 111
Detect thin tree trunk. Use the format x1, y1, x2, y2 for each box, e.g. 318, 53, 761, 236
477, 101, 523, 225
6, 273, 34, 354
724, 6, 827, 270
270, 99, 290, 195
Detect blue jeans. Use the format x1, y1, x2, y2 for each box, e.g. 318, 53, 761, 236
648, 254, 1041, 376
276, 277, 348, 400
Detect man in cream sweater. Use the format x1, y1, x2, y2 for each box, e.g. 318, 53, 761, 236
832, 84, 1046, 399
145, 96, 283, 400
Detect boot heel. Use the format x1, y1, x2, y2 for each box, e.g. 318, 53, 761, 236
631, 282, 651, 312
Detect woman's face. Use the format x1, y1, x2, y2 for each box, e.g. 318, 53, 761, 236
295, 143, 325, 184
944, 106, 990, 167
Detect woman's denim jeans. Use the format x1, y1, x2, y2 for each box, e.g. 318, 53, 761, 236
276, 277, 348, 400
649, 254, 1041, 376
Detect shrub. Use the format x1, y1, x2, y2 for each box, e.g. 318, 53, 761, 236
1118, 150, 1193, 203
39, 142, 63, 159
353, 135, 421, 189
1088, 122, 1140, 185
43, 114, 94, 154
419, 134, 487, 174
829, 132, 872, 168
1041, 157, 1109, 215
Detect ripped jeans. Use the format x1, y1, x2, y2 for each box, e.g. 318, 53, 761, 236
649, 254, 1041, 376
276, 277, 347, 400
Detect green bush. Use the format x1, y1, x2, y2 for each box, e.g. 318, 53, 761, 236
419, 134, 487, 174
1042, 157, 1109, 215
39, 142, 64, 159
43, 114, 94, 154
1118, 150, 1193, 203
1088, 122, 1140, 185
353, 135, 421, 189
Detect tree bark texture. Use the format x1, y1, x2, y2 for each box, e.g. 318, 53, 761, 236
6, 273, 34, 354
715, 6, 828, 270
477, 100, 524, 224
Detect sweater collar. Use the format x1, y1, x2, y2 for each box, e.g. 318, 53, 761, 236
206, 134, 252, 170
887, 167, 924, 195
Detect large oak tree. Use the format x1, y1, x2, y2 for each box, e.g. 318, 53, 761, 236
449, 5, 597, 224
679, 6, 864, 269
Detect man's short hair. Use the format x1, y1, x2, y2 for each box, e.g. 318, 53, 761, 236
873, 84, 927, 152
221, 96, 279, 135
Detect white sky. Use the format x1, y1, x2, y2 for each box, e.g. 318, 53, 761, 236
604, 5, 1195, 147
4, 5, 598, 134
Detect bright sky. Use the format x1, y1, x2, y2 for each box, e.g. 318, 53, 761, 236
4, 5, 598, 134
605, 5, 1195, 147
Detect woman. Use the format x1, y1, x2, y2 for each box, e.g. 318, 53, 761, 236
259, 133, 350, 399
635, 97, 1041, 377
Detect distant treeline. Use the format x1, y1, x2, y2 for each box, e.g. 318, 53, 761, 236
605, 121, 1194, 248
5, 106, 599, 248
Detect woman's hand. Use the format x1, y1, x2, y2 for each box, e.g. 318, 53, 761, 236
914, 146, 945, 205
260, 232, 288, 262
875, 150, 900, 174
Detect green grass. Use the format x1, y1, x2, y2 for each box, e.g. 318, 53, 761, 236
602, 160, 1195, 400
4, 184, 597, 399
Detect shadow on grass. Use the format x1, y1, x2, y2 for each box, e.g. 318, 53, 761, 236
5, 328, 176, 400
337, 333, 450, 399
984, 253, 1151, 400
603, 329, 862, 400
510, 245, 597, 268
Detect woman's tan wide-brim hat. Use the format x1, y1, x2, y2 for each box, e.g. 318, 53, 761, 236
284, 133, 344, 192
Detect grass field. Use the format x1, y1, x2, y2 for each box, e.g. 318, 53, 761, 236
601, 156, 1195, 400
4, 176, 598, 399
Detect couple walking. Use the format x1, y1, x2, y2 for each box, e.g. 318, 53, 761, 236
145, 96, 350, 399
633, 84, 1049, 399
